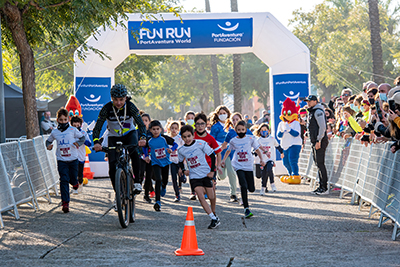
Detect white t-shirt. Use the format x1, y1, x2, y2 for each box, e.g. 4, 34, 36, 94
178, 140, 214, 179
277, 120, 303, 150
47, 126, 84, 161
77, 130, 91, 162
228, 135, 260, 172
170, 134, 184, 164
254, 136, 280, 164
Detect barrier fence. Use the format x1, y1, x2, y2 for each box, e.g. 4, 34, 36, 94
0, 136, 58, 228
299, 137, 400, 241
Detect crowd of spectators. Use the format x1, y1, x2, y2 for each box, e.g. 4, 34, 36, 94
311, 79, 400, 153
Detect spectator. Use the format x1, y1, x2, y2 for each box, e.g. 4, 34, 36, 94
367, 87, 378, 105
388, 93, 400, 153
256, 110, 269, 124
252, 115, 258, 125
378, 83, 391, 102
41, 110, 57, 134
341, 88, 353, 105
299, 108, 308, 146
304, 95, 329, 195
388, 86, 400, 100
360, 100, 371, 122
244, 114, 253, 129
353, 95, 364, 118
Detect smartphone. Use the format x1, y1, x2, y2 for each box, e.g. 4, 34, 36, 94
389, 100, 396, 112
299, 97, 305, 101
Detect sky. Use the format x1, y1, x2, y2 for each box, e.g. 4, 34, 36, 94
179, 0, 400, 28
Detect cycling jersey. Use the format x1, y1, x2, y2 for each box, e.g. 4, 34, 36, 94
92, 100, 146, 144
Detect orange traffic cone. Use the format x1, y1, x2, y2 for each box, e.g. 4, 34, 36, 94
83, 154, 94, 180
175, 207, 204, 256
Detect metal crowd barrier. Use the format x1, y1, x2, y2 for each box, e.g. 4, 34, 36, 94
0, 136, 59, 228
299, 137, 400, 241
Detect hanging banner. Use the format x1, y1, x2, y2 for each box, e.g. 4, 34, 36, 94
272, 73, 309, 160
128, 18, 253, 50
75, 77, 111, 161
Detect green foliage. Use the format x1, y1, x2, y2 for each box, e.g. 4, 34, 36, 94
290, 0, 400, 97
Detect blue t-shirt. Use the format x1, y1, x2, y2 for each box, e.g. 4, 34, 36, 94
147, 134, 177, 167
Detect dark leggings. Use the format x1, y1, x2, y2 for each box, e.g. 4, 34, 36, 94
170, 163, 185, 197
108, 131, 141, 191
236, 170, 255, 209
261, 161, 274, 187
140, 159, 154, 197
152, 164, 169, 202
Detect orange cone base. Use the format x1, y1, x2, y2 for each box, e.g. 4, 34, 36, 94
83, 170, 94, 179
285, 175, 301, 184
175, 248, 204, 256
280, 176, 290, 183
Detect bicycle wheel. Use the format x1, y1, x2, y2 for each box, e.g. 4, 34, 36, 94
115, 168, 130, 228
129, 170, 135, 223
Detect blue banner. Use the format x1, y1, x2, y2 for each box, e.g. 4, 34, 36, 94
75, 77, 111, 162
272, 74, 309, 160
128, 18, 253, 50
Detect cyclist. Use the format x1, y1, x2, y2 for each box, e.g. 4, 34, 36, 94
93, 84, 146, 194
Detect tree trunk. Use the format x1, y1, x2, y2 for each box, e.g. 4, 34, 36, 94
2, 3, 39, 138
205, 0, 220, 108
368, 0, 385, 84
231, 0, 242, 113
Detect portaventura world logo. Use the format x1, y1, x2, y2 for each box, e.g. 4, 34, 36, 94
212, 21, 244, 43
84, 94, 101, 103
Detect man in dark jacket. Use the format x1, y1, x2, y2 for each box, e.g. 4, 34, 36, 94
304, 95, 329, 195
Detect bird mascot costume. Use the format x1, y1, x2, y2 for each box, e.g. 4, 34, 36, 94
277, 98, 303, 184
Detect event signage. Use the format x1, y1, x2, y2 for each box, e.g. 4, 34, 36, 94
75, 77, 111, 161
272, 74, 309, 160
128, 18, 253, 49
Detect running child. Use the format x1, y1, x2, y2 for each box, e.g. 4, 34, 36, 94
140, 113, 155, 203
221, 120, 265, 218
70, 115, 92, 193
46, 108, 85, 213
254, 123, 284, 195
166, 120, 187, 202
178, 125, 220, 229
143, 120, 178, 211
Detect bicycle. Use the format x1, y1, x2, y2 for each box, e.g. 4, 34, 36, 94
101, 142, 136, 228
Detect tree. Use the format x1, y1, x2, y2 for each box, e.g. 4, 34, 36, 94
0, 1, 177, 138
368, 0, 385, 84
230, 0, 242, 112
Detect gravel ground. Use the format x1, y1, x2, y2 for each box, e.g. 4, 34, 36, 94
1, 177, 399, 267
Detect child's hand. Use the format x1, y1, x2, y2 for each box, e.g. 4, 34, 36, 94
217, 166, 223, 175
47, 144, 53, 150
184, 170, 189, 176
73, 142, 79, 148
207, 171, 214, 178
166, 148, 172, 154
178, 168, 183, 177
221, 161, 226, 168
273, 163, 276, 167
281, 153, 284, 158
260, 160, 266, 167
144, 156, 150, 163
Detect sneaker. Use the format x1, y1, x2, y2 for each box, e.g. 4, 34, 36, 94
230, 195, 239, 202
160, 187, 166, 197
208, 217, 221, 229
190, 194, 197, 200
143, 195, 151, 204
260, 188, 265, 196
244, 208, 253, 218
265, 187, 269, 193
154, 201, 161, 211
204, 194, 208, 199
78, 183, 83, 194
271, 183, 277, 192
174, 196, 180, 202
149, 191, 156, 198
133, 183, 142, 194
316, 188, 329, 195
62, 201, 69, 213
72, 183, 79, 195
311, 187, 321, 194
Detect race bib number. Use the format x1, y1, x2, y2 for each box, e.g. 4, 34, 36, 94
170, 150, 178, 158
155, 148, 166, 159
60, 147, 71, 157
237, 151, 249, 162
187, 156, 200, 168
263, 146, 271, 159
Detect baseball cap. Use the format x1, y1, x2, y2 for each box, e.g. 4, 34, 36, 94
304, 95, 318, 102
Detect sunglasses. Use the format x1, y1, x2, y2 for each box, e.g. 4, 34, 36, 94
341, 93, 351, 97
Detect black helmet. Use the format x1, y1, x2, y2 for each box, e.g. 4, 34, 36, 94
110, 84, 128, 98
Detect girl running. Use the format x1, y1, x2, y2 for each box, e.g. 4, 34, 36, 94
222, 120, 265, 218
140, 113, 155, 203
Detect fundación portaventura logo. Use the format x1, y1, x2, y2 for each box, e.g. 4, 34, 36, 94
84, 94, 101, 103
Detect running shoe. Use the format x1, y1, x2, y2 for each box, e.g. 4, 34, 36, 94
160, 187, 166, 197
143, 195, 151, 204
311, 187, 321, 194
154, 201, 161, 211
316, 188, 329, 195
133, 183, 142, 194
244, 208, 253, 218
208, 217, 221, 229
78, 183, 83, 194
190, 194, 197, 200
149, 191, 155, 198
260, 188, 265, 196
230, 195, 239, 202
271, 183, 277, 192
174, 195, 181, 202
62, 201, 69, 213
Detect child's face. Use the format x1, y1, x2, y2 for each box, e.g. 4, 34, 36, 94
142, 116, 150, 128
71, 122, 81, 128
236, 125, 246, 136
195, 119, 206, 133
57, 115, 68, 124
170, 123, 179, 136
182, 131, 194, 145
185, 114, 195, 122
232, 115, 241, 126
150, 126, 162, 137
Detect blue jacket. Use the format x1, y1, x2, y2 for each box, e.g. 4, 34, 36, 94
210, 122, 227, 144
